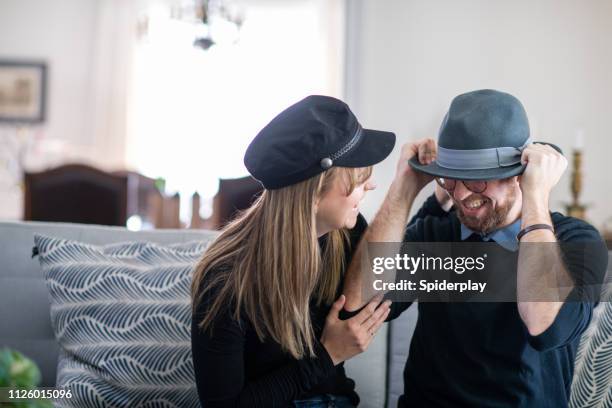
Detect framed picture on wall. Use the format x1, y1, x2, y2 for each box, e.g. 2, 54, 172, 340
0, 60, 47, 123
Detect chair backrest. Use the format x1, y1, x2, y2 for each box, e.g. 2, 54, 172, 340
24, 164, 128, 226
211, 176, 263, 229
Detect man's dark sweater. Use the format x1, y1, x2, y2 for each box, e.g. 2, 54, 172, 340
388, 194, 608, 408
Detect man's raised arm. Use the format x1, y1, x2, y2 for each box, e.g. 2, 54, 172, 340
343, 139, 436, 311
516, 143, 572, 336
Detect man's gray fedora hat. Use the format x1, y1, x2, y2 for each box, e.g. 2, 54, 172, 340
409, 89, 562, 180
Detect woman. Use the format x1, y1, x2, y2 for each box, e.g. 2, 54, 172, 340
191, 95, 396, 407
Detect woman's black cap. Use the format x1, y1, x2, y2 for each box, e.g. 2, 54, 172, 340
244, 95, 396, 189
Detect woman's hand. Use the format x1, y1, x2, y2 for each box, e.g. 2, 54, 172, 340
320, 295, 391, 366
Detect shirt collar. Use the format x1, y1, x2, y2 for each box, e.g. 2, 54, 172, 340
460, 219, 521, 251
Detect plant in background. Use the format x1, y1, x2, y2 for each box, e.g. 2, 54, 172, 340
0, 348, 52, 408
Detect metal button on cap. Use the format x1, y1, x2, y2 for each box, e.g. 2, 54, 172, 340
320, 157, 333, 169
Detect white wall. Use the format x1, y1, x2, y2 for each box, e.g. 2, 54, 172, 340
0, 0, 136, 166
0, 0, 95, 218
0, 0, 98, 147
345, 0, 612, 230
0, 0, 138, 219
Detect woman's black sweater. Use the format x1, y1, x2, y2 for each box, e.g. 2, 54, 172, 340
191, 214, 368, 408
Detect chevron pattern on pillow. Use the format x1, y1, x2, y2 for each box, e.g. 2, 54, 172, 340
569, 276, 612, 408
34, 234, 210, 408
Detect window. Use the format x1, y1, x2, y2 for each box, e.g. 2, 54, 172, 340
126, 0, 344, 221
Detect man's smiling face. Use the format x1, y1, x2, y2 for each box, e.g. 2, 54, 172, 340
450, 176, 521, 234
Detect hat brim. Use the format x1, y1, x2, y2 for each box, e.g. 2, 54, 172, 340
409, 157, 525, 180
335, 128, 396, 168
408, 141, 562, 181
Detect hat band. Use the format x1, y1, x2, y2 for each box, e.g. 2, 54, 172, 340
436, 139, 531, 170
330, 125, 363, 161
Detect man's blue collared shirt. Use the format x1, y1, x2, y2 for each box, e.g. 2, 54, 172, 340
460, 218, 521, 251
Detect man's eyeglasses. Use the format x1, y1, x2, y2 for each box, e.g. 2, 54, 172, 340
435, 177, 487, 194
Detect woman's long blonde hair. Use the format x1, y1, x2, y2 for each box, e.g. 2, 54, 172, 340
191, 166, 372, 359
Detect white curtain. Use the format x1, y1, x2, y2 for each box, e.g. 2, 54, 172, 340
88, 0, 139, 170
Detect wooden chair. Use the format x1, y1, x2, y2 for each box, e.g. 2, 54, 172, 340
24, 164, 159, 227
192, 176, 263, 230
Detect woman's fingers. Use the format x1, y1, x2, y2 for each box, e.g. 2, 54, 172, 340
359, 308, 391, 351
354, 295, 384, 324
367, 307, 391, 334
360, 300, 391, 329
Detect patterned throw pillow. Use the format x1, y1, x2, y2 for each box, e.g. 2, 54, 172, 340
570, 279, 612, 408
34, 235, 211, 408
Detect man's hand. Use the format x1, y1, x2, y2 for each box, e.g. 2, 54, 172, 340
434, 183, 453, 211
519, 143, 567, 203
321, 295, 391, 365
517, 143, 569, 336
394, 138, 437, 194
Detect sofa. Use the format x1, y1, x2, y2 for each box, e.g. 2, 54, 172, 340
0, 220, 609, 407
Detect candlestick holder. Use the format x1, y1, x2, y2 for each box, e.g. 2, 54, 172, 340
565, 149, 587, 220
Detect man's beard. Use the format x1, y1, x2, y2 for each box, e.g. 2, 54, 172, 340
454, 189, 517, 234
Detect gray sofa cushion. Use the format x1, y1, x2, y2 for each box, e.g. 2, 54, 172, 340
569, 254, 612, 408
0, 221, 217, 388
0, 221, 388, 408
386, 305, 418, 408
34, 235, 210, 407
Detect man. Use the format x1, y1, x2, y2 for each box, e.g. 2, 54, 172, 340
342, 89, 608, 407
